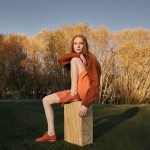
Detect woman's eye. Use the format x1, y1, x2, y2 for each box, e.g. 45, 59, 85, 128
74, 42, 83, 45
79, 42, 83, 45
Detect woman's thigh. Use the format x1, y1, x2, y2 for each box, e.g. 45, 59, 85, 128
43, 93, 60, 105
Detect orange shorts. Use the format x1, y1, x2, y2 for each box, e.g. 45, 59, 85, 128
56, 70, 90, 103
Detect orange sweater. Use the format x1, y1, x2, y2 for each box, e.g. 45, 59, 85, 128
57, 52, 101, 108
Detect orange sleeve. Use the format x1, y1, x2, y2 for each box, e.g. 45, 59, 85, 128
82, 66, 99, 107
82, 55, 101, 108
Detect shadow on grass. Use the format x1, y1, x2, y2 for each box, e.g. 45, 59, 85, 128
93, 107, 139, 141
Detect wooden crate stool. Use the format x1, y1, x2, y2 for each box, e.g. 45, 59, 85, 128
64, 100, 93, 146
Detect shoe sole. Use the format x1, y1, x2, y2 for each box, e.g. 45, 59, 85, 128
35, 140, 57, 142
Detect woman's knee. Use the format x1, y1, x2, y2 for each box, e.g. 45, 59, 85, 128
42, 96, 48, 106
42, 95, 52, 106
71, 57, 77, 64
71, 57, 82, 64
42, 94, 59, 106
71, 57, 85, 73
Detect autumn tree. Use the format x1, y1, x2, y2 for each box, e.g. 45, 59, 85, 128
110, 29, 150, 103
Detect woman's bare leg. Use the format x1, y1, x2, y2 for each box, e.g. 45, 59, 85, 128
70, 57, 85, 96
42, 93, 60, 136
41, 57, 85, 136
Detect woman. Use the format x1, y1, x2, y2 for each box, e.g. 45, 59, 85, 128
35, 34, 101, 142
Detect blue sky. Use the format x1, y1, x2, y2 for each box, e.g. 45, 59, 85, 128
0, 0, 150, 36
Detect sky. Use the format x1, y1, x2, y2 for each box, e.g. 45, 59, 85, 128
0, 0, 150, 37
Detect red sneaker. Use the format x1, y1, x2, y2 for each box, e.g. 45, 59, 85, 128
35, 133, 57, 142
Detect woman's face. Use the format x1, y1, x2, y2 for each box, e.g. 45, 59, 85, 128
73, 37, 84, 53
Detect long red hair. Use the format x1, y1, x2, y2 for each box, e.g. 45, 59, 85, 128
70, 35, 90, 59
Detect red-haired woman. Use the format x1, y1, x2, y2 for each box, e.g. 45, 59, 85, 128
35, 35, 101, 142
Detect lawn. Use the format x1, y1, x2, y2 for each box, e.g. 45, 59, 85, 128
0, 101, 150, 150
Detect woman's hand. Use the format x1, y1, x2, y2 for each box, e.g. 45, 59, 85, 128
79, 105, 88, 118
80, 53, 86, 66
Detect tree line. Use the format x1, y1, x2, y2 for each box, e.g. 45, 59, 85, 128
0, 23, 150, 104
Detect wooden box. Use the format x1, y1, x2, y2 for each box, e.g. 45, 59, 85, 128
64, 101, 93, 146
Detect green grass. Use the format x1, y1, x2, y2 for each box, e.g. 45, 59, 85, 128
0, 101, 150, 150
